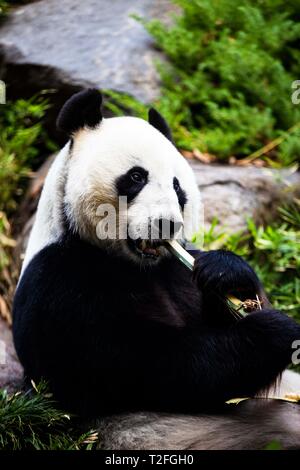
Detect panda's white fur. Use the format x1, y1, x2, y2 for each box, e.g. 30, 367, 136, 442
269, 369, 300, 398
22, 116, 201, 274
21, 142, 71, 275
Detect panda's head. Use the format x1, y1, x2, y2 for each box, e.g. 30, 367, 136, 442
57, 89, 201, 264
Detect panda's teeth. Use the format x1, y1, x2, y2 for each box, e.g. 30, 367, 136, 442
134, 239, 160, 257
143, 246, 159, 256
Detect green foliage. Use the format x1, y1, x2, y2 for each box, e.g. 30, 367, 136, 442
104, 89, 148, 120
0, 96, 49, 214
131, 0, 300, 165
0, 95, 54, 291
0, 383, 98, 450
264, 440, 283, 450
194, 200, 300, 322
0, 212, 12, 272
0, 0, 8, 19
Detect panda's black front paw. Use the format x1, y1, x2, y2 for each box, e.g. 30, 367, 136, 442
193, 250, 262, 301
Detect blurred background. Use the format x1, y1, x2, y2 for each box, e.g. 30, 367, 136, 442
0, 0, 299, 449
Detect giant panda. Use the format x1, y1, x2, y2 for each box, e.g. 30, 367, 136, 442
13, 89, 300, 449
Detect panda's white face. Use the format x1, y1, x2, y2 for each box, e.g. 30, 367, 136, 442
64, 116, 201, 264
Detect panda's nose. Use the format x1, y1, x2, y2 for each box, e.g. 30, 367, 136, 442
153, 218, 183, 239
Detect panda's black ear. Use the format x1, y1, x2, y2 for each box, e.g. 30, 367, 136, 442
57, 89, 103, 135
148, 108, 172, 142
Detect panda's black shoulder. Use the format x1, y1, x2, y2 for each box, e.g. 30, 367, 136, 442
22, 237, 101, 279
14, 237, 107, 309
14, 238, 200, 328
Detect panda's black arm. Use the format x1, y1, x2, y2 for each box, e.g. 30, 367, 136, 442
108, 310, 300, 412
189, 248, 268, 302
187, 248, 271, 326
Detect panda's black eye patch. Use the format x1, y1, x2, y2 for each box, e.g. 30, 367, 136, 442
116, 166, 149, 203
173, 178, 180, 193
173, 177, 187, 210
130, 171, 145, 184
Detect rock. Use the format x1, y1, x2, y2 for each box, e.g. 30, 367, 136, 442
191, 162, 300, 233
95, 401, 300, 449
0, 0, 174, 103
14, 154, 56, 235
0, 317, 23, 392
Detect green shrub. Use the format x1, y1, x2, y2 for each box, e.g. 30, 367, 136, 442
0, 383, 97, 449
0, 95, 52, 284
0, 212, 12, 273
0, 96, 49, 215
133, 0, 300, 165
195, 200, 300, 322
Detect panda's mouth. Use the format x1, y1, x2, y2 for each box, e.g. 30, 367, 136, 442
128, 238, 164, 259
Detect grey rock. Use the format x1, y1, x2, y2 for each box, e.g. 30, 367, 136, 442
0, 317, 23, 392
95, 402, 300, 449
0, 0, 175, 102
191, 162, 300, 232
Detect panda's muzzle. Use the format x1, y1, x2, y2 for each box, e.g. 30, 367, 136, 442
153, 218, 183, 239
134, 239, 162, 258
128, 219, 183, 260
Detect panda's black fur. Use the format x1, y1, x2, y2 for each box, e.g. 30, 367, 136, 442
13, 90, 300, 446
56, 88, 103, 135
